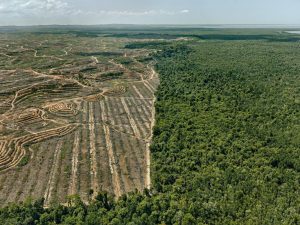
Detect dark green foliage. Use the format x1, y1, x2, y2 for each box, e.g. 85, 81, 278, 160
125, 41, 169, 49
116, 57, 133, 65
197, 34, 300, 42
97, 71, 124, 81
105, 33, 180, 39
1, 29, 300, 224
18, 155, 30, 167
150, 40, 300, 224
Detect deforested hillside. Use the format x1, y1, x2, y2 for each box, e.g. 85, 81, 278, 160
0, 32, 160, 206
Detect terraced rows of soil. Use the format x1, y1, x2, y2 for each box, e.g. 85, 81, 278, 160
0, 33, 159, 206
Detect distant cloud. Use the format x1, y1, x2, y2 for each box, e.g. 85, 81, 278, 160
97, 9, 188, 16
0, 0, 69, 15
0, 0, 191, 25
0, 1, 188, 17
180, 9, 190, 14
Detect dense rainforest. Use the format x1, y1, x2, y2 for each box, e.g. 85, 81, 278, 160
1, 31, 300, 224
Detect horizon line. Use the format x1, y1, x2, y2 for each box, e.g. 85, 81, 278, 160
1, 23, 300, 27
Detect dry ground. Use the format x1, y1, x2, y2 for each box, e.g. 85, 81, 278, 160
0, 33, 159, 206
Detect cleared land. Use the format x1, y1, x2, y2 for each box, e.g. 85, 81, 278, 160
0, 33, 160, 206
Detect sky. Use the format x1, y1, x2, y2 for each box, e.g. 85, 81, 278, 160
0, 0, 300, 26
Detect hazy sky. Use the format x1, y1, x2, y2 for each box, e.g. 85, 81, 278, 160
0, 0, 300, 25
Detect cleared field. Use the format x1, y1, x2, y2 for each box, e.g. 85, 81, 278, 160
0, 33, 159, 206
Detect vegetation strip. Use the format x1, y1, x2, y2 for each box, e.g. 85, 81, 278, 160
69, 130, 80, 195
88, 102, 99, 198
120, 97, 141, 138
100, 100, 122, 197
43, 139, 63, 207
132, 85, 145, 99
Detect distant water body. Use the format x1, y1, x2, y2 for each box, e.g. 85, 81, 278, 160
286, 31, 300, 34
175, 25, 300, 29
